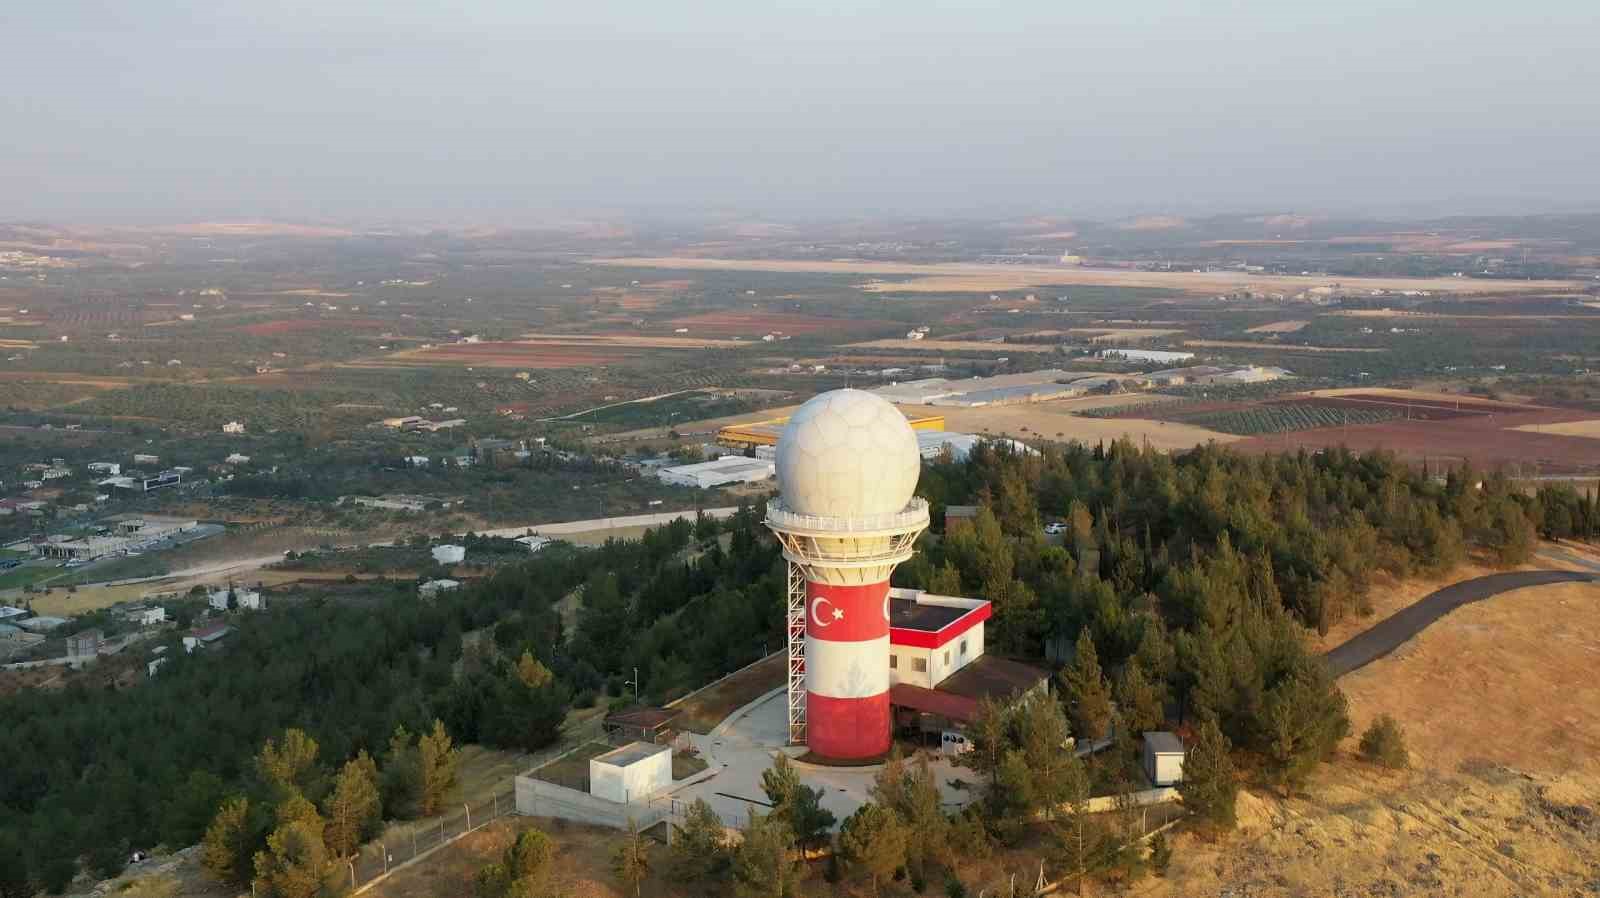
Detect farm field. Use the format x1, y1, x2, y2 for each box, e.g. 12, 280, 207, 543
1232, 400, 1600, 473
1183, 339, 1384, 353
1070, 327, 1184, 341
927, 400, 1241, 450
377, 342, 638, 369
1245, 319, 1310, 333
514, 332, 748, 349
1511, 418, 1600, 439
660, 311, 895, 337
845, 338, 1061, 353
589, 256, 1586, 295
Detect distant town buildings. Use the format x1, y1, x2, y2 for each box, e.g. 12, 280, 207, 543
222, 421, 246, 434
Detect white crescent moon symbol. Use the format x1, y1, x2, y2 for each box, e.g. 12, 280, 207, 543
812, 597, 833, 628
883, 593, 890, 622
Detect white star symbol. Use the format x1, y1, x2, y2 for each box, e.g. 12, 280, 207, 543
832, 608, 845, 621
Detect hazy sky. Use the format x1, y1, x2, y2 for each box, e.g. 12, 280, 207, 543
4, 0, 1597, 223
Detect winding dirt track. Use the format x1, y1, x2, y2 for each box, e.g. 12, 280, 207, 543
1323, 570, 1598, 676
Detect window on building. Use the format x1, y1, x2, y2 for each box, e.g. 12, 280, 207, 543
912, 657, 928, 673
943, 650, 951, 666
889, 654, 898, 669
960, 638, 968, 656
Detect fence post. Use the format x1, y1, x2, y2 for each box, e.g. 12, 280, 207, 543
381, 842, 387, 874
466, 802, 472, 832
440, 818, 446, 845
348, 859, 356, 892
412, 829, 417, 859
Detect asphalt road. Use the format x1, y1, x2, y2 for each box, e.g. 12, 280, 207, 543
1323, 569, 1599, 677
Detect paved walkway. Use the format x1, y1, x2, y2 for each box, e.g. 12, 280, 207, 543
674, 690, 976, 829
1323, 569, 1598, 677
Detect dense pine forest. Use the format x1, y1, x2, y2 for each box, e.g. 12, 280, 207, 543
1, 439, 1595, 895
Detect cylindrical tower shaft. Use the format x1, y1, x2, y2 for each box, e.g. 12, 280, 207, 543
767, 499, 928, 760
804, 580, 892, 758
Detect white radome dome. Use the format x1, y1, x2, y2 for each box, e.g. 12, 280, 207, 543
776, 389, 921, 518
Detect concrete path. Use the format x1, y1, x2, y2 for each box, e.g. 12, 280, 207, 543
676, 690, 976, 829
1323, 569, 1598, 677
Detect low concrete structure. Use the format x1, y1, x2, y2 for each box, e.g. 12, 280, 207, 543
431, 544, 466, 564
588, 742, 672, 804
419, 578, 461, 597
1143, 731, 1186, 786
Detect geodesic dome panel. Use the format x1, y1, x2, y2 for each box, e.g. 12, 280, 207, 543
776, 389, 920, 518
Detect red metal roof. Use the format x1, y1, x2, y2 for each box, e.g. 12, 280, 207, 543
889, 683, 981, 723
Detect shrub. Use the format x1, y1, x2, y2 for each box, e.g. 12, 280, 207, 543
1358, 714, 1409, 769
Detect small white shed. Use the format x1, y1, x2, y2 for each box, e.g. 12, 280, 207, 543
1143, 731, 1185, 786
589, 742, 672, 805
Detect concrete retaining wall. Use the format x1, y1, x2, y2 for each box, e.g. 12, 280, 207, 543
515, 775, 669, 831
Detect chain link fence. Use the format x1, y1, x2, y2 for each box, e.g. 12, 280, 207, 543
346, 789, 516, 893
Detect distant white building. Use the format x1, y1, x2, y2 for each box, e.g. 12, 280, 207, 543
514, 535, 552, 553
404, 456, 431, 468
208, 586, 263, 611
431, 544, 466, 564
225, 453, 251, 465
222, 421, 245, 434
419, 579, 461, 598
87, 462, 121, 476
127, 606, 166, 626
148, 657, 169, 677
1096, 349, 1196, 364
132, 453, 159, 466
656, 456, 775, 489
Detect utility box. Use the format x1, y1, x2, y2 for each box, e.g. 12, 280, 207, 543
588, 742, 672, 805
1143, 731, 1185, 786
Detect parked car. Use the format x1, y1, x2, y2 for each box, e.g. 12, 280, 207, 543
1043, 521, 1068, 535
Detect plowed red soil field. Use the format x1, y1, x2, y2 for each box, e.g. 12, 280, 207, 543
1235, 402, 1600, 473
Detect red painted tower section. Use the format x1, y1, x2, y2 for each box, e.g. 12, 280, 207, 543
804, 580, 892, 759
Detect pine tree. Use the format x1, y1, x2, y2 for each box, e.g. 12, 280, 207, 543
1358, 714, 1410, 769
1176, 719, 1236, 832
257, 729, 322, 799
1059, 628, 1113, 741
613, 817, 651, 898
322, 752, 382, 857
0, 829, 32, 898
252, 815, 342, 898
838, 802, 908, 898
382, 725, 420, 819
760, 753, 834, 852
201, 796, 254, 886
669, 798, 728, 883
417, 719, 459, 816
730, 811, 801, 898
1115, 658, 1165, 734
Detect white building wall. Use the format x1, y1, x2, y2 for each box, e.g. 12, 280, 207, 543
1148, 753, 1185, 786
888, 620, 985, 690
588, 746, 672, 804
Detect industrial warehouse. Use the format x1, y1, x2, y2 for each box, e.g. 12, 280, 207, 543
30, 515, 201, 561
